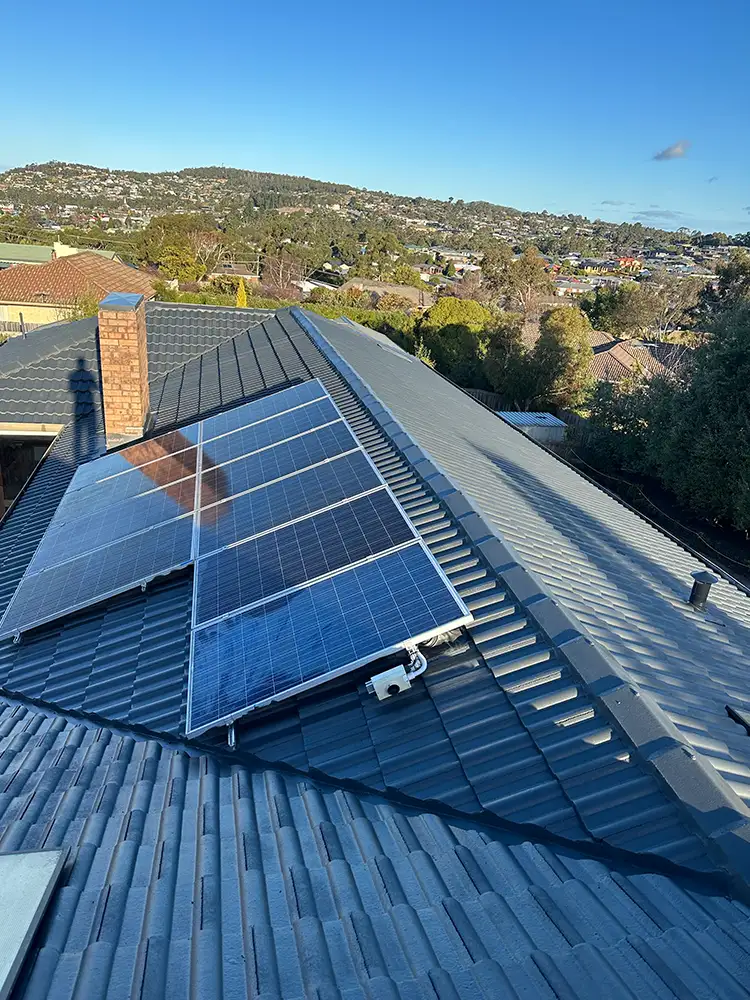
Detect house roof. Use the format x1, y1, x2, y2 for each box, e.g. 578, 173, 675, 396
497, 412, 567, 428
589, 340, 688, 383
0, 242, 53, 265
0, 252, 156, 306
0, 302, 749, 997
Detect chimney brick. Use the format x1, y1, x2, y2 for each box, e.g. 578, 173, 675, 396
98, 292, 150, 448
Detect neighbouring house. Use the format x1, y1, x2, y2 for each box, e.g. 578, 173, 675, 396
589, 336, 690, 383
208, 260, 261, 283
553, 277, 596, 297
0, 252, 156, 328
0, 240, 120, 270
0, 301, 746, 997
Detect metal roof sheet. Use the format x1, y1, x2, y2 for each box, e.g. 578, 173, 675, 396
497, 413, 567, 428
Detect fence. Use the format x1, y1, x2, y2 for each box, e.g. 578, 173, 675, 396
463, 388, 506, 411
0, 321, 45, 336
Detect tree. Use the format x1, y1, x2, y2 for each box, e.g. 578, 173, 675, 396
418, 297, 493, 385
529, 306, 594, 409
483, 312, 535, 407
480, 244, 553, 324
444, 261, 457, 278
391, 263, 424, 288
696, 250, 750, 325
645, 301, 750, 530
235, 277, 248, 308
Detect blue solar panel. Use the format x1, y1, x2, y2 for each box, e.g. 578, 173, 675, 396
187, 544, 469, 734
197, 451, 381, 557
200, 397, 339, 468
0, 516, 194, 637
201, 380, 326, 442
58, 449, 197, 522
70, 426, 201, 492
194, 488, 414, 625
199, 422, 358, 505
30, 477, 196, 572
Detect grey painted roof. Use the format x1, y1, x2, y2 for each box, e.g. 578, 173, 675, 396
0, 304, 750, 994
300, 311, 750, 844
4, 698, 750, 1000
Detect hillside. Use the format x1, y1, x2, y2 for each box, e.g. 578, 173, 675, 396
0, 160, 696, 256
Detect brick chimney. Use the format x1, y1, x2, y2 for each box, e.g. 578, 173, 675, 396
98, 292, 151, 448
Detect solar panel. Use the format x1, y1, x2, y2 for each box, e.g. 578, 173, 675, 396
0, 377, 472, 733
200, 396, 339, 467
199, 422, 358, 504
201, 379, 325, 441
69, 425, 201, 491
0, 516, 194, 637
197, 450, 381, 557
194, 489, 415, 625
30, 476, 196, 571
187, 544, 469, 734
57, 449, 197, 521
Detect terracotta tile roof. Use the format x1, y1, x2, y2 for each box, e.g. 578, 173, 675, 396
589, 339, 687, 382
0, 251, 156, 305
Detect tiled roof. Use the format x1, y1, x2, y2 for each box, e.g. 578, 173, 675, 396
589, 340, 688, 383
0, 253, 156, 305
303, 311, 750, 836
5, 698, 750, 1000
0, 303, 750, 995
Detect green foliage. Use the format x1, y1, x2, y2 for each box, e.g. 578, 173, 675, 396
235, 277, 248, 308
391, 263, 424, 288
443, 261, 456, 277
418, 297, 494, 385
531, 306, 594, 408
696, 250, 750, 326
65, 292, 101, 321
481, 244, 552, 316
586, 301, 750, 531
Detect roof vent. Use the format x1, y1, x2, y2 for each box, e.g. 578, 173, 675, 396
688, 570, 718, 611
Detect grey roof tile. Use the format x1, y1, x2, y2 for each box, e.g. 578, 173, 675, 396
1, 303, 750, 992
0, 699, 748, 1000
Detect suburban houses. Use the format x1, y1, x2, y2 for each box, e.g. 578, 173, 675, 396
0, 293, 745, 998
0, 252, 156, 328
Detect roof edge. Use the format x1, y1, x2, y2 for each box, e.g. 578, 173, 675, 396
293, 307, 750, 894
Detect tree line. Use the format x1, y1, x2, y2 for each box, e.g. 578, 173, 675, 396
584, 251, 750, 533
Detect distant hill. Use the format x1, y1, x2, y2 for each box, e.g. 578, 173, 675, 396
0, 160, 716, 256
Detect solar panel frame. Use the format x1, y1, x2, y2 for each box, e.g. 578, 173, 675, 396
186, 380, 473, 736
186, 542, 471, 736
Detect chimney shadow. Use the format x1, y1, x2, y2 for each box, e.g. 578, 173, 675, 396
68, 357, 99, 465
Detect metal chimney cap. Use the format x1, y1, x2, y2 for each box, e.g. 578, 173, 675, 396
691, 570, 719, 585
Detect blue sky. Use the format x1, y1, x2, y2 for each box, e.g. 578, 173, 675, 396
2, 0, 748, 233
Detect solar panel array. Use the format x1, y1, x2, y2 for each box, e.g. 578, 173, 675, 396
0, 378, 472, 736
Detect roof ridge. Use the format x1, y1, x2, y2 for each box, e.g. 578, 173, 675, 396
0, 687, 741, 898
295, 307, 750, 894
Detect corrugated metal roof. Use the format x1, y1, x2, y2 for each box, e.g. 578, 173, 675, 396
497, 413, 567, 428
3, 698, 750, 1000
